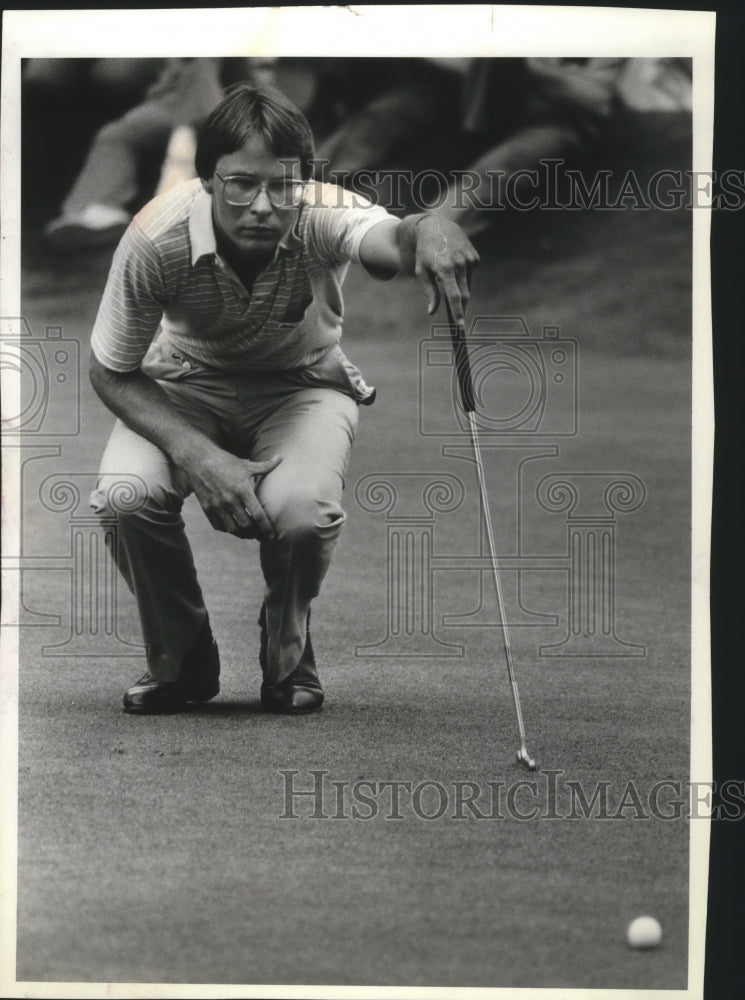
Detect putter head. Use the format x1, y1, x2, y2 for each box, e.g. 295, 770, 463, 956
517, 747, 537, 771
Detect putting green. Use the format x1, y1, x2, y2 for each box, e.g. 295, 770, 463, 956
16, 109, 694, 989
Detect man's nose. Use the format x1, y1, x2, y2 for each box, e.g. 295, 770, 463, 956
249, 187, 274, 216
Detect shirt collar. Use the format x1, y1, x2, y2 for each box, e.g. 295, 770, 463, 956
189, 186, 217, 265
189, 186, 304, 266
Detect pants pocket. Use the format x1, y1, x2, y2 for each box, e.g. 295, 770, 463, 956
291, 345, 376, 405
331, 348, 377, 406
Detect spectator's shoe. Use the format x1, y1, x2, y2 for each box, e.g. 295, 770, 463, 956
258, 603, 324, 714
123, 618, 220, 714
44, 204, 131, 251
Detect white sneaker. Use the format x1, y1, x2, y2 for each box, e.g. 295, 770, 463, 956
44, 204, 131, 250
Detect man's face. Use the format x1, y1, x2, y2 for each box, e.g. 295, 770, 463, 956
204, 132, 303, 259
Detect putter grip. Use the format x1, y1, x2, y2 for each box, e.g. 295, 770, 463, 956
445, 303, 476, 413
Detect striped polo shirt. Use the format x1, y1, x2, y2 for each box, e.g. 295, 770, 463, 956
90, 179, 394, 374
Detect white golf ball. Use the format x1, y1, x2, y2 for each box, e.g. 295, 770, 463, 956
627, 915, 663, 949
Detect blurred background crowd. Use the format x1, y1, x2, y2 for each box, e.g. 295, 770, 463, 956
22, 55, 692, 256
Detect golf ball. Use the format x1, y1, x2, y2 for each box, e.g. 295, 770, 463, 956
626, 916, 663, 949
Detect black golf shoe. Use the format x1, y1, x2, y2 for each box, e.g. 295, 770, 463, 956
123, 618, 220, 714
258, 603, 324, 714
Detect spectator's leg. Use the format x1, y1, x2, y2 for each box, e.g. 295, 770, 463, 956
441, 122, 585, 237
268, 58, 320, 112
60, 100, 177, 215
317, 85, 438, 177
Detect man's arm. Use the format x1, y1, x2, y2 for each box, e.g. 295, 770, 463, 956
358, 215, 479, 328
89, 355, 280, 539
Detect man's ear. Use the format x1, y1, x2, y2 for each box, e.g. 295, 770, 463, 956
201, 178, 213, 195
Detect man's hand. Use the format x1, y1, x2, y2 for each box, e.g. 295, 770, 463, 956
89, 357, 283, 541
409, 215, 479, 328
358, 215, 479, 329
180, 447, 282, 540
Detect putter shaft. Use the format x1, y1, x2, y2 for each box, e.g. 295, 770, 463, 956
445, 303, 536, 770
467, 411, 537, 771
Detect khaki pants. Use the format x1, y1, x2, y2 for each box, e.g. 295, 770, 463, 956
90, 343, 360, 686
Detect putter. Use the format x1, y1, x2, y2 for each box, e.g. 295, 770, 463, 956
445, 300, 537, 771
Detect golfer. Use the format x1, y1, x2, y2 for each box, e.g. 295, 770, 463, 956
89, 83, 478, 714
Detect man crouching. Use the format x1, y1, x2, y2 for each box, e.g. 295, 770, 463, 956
88, 83, 478, 714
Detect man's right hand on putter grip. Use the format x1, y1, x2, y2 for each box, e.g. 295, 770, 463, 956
182, 447, 282, 539
412, 215, 479, 329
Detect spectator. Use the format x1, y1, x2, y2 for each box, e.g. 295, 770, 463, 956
439, 57, 692, 237
41, 58, 290, 251
43, 58, 225, 249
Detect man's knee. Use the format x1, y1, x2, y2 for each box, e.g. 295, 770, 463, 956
89, 474, 180, 520
95, 118, 131, 147
271, 493, 346, 544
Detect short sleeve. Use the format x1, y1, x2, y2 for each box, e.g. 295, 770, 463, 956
304, 183, 395, 269
90, 222, 167, 372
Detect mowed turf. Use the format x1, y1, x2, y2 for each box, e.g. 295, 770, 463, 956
16, 111, 694, 989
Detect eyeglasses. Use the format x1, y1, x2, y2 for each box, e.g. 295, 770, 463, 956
213, 171, 307, 209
